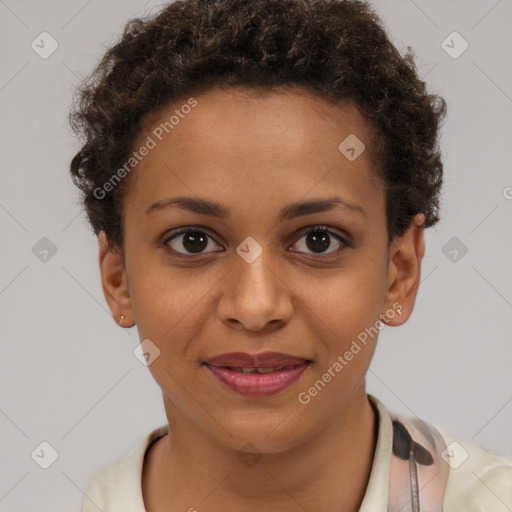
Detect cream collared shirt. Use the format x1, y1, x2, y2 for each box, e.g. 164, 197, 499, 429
82, 394, 512, 511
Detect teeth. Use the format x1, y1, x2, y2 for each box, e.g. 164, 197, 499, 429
256, 366, 285, 373
236, 366, 285, 374
240, 367, 257, 373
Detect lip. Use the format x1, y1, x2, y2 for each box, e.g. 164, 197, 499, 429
204, 363, 310, 398
203, 352, 311, 398
204, 351, 310, 368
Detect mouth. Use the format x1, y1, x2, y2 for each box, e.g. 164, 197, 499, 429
203, 351, 311, 369
209, 365, 298, 374
202, 352, 312, 398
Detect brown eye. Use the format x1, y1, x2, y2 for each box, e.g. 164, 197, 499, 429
291, 226, 349, 258
162, 225, 350, 259
164, 229, 221, 255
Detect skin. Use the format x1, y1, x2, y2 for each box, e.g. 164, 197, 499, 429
99, 86, 425, 511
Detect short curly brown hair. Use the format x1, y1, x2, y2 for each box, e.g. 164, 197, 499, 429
68, 0, 447, 254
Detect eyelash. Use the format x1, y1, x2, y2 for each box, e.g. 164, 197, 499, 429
161, 225, 351, 260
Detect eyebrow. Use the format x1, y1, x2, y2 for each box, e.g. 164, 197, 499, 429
145, 195, 366, 220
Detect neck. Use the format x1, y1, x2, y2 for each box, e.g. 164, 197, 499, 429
143, 385, 378, 512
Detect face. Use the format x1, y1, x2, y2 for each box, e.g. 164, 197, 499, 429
99, 86, 424, 453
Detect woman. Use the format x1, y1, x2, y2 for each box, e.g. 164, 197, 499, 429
68, 0, 512, 510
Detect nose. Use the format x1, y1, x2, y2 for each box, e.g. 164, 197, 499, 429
217, 249, 294, 332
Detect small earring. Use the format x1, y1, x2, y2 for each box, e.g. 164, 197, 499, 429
120, 315, 125, 326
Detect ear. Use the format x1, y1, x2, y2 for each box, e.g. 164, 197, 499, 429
98, 231, 135, 327
382, 214, 426, 326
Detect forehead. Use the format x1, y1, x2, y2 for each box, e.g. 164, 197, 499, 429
126, 87, 385, 220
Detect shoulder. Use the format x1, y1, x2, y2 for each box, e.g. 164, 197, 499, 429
372, 394, 512, 512
82, 456, 125, 511
438, 427, 512, 511
82, 425, 169, 512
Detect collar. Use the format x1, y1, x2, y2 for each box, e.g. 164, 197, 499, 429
83, 394, 427, 511
359, 393, 392, 510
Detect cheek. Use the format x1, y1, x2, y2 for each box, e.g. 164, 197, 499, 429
127, 256, 215, 340
294, 267, 386, 399
127, 265, 225, 397
306, 260, 387, 335
294, 273, 384, 413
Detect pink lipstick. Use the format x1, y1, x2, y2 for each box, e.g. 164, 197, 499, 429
203, 351, 311, 398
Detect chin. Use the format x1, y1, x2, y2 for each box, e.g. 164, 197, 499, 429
213, 414, 313, 455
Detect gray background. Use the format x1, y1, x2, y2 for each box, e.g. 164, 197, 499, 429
1, 0, 511, 510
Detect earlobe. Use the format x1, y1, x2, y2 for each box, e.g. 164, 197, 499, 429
98, 231, 135, 327
382, 214, 426, 327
